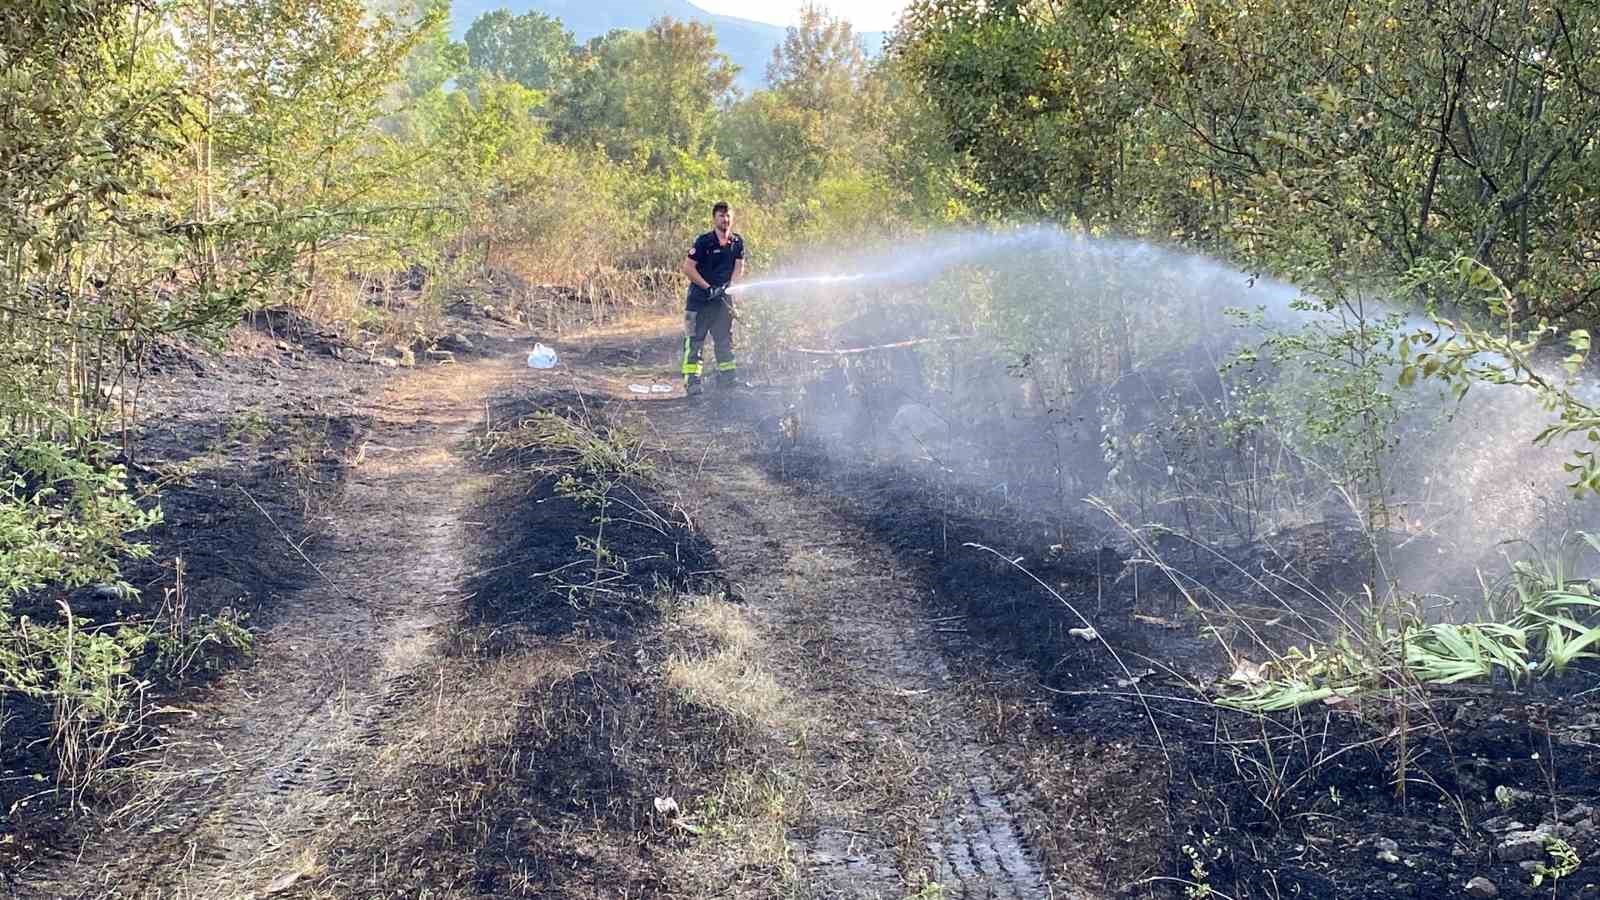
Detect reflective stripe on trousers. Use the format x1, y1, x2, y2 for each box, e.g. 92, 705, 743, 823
682, 301, 735, 377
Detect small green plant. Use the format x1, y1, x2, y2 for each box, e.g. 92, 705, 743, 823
0, 433, 166, 795
1532, 836, 1581, 887
1181, 831, 1218, 899
223, 409, 270, 445
1494, 785, 1515, 812
1216, 533, 1600, 711
1401, 257, 1600, 496
149, 559, 252, 677
278, 417, 333, 515
482, 405, 670, 604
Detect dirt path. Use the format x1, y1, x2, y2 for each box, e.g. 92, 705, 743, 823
655, 454, 1056, 898
571, 323, 1078, 899
12, 319, 1091, 899
15, 355, 525, 899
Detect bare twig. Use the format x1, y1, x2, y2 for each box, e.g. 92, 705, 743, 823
237, 485, 357, 603
1123, 876, 1238, 900
964, 541, 1172, 775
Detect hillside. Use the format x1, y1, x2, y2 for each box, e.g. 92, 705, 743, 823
448, 0, 888, 90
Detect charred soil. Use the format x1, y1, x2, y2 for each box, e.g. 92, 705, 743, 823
9, 309, 1600, 900
698, 323, 1600, 900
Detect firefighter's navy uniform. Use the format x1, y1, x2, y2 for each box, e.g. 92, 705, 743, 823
683, 229, 744, 391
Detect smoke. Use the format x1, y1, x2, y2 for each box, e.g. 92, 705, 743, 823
738, 225, 1599, 608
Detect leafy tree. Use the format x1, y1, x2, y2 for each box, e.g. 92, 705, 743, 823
766, 3, 868, 114
551, 18, 736, 165
719, 5, 874, 201
462, 8, 573, 92
0, 0, 186, 793
0, 1, 436, 777
890, 0, 1165, 224
1205, 0, 1600, 318
623, 18, 738, 161
416, 77, 550, 260
195, 0, 431, 306
867, 56, 974, 222
893, 0, 1600, 322
631, 148, 749, 244
399, 0, 467, 99
717, 91, 821, 199
550, 29, 645, 156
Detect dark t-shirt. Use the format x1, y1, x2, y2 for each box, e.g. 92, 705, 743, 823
685, 230, 744, 307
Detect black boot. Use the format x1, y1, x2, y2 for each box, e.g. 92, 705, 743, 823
684, 374, 704, 397
716, 370, 739, 390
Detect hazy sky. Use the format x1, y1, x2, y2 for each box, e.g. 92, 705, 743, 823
690, 0, 907, 31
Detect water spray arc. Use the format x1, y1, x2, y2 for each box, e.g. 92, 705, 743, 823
727, 226, 1083, 300
727, 224, 1600, 614
728, 274, 865, 294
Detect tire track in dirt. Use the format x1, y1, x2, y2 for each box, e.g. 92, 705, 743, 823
11, 360, 522, 899
639, 391, 1061, 900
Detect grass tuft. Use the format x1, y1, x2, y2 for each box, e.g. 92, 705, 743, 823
666, 597, 787, 729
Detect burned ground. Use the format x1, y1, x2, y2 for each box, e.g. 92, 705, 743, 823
9, 308, 1600, 900
461, 387, 722, 645
713, 332, 1600, 900
1, 296, 564, 895
300, 395, 744, 897
2, 313, 381, 876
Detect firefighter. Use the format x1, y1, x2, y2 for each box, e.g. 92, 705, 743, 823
680, 201, 744, 396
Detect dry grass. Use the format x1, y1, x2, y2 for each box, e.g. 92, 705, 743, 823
298, 269, 448, 347
673, 768, 805, 889
260, 847, 327, 894
378, 641, 588, 766
958, 673, 1171, 896
665, 596, 788, 730
656, 596, 812, 897
478, 261, 680, 335
697, 567, 954, 894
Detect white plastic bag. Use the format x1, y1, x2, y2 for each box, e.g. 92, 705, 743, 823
526, 343, 558, 369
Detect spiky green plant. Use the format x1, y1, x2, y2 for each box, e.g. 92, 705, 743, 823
1220, 533, 1600, 710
